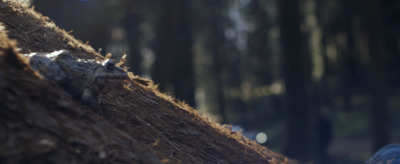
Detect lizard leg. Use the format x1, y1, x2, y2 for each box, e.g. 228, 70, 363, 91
81, 88, 102, 113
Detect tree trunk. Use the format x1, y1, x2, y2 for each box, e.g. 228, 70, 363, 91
366, 0, 389, 152
153, 1, 195, 106
123, 1, 142, 75
152, 1, 179, 93
278, 0, 311, 161
172, 0, 195, 106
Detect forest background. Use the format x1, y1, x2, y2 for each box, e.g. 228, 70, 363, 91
20, 0, 400, 163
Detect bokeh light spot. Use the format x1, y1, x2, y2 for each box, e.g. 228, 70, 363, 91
256, 132, 267, 144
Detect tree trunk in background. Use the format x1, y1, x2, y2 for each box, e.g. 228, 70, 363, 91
123, 1, 142, 75
246, 0, 273, 85
171, 0, 195, 106
304, 0, 331, 162
210, 0, 227, 122
366, 0, 389, 152
337, 0, 358, 113
153, 0, 195, 106
153, 1, 177, 93
278, 0, 311, 161
191, 0, 228, 122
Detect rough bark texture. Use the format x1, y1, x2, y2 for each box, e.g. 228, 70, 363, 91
0, 1, 298, 163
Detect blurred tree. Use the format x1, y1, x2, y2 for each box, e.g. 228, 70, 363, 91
303, 0, 331, 162
278, 0, 312, 161
192, 0, 241, 123
316, 0, 360, 112
245, 0, 275, 86
241, 0, 285, 129
382, 0, 400, 88
220, 1, 246, 124
122, 0, 143, 75
366, 0, 389, 152
152, 0, 178, 96
204, 0, 227, 122
172, 0, 195, 106
152, 0, 195, 106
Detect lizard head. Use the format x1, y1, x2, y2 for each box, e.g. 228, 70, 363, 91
93, 58, 128, 90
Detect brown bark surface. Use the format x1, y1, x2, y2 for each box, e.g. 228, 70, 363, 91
0, 1, 298, 163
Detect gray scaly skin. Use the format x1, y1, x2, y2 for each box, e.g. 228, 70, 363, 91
26, 50, 128, 111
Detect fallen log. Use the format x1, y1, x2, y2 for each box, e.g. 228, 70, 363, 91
0, 1, 298, 163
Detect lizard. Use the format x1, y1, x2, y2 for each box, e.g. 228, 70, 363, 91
25, 50, 129, 111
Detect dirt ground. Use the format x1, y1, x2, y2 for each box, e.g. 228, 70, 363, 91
0, 1, 298, 163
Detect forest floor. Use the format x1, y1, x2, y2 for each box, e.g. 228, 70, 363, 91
0, 1, 297, 163
325, 93, 400, 164
329, 137, 371, 163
